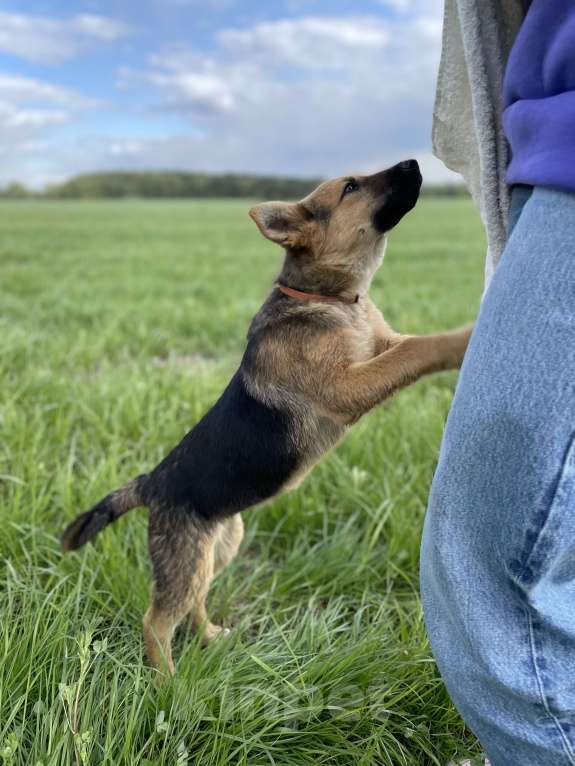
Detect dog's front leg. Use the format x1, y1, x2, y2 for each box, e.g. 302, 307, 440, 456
323, 324, 473, 417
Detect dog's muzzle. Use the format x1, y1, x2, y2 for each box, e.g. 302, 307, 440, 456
369, 159, 422, 233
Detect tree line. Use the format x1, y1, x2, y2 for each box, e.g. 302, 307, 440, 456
0, 172, 468, 200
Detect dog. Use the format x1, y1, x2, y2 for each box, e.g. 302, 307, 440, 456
61, 159, 472, 675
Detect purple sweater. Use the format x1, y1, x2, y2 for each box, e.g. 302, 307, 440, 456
503, 1, 575, 192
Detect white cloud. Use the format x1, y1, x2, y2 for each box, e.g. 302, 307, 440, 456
219, 16, 390, 70
162, 0, 235, 7
378, 0, 443, 13
0, 12, 130, 65
72, 14, 129, 41
379, 0, 413, 11
0, 74, 88, 106
135, 12, 441, 121
0, 73, 92, 186
0, 102, 67, 129
109, 140, 146, 157
149, 70, 236, 112
116, 13, 448, 181
87, 137, 458, 184
1, 8, 461, 187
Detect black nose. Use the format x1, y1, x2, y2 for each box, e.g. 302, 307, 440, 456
399, 159, 419, 171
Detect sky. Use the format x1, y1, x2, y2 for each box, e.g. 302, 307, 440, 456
0, 0, 459, 189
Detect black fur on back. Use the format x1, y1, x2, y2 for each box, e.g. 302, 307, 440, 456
140, 370, 299, 520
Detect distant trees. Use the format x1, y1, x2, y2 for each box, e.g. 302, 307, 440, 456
0, 182, 32, 199
0, 172, 469, 200
42, 172, 324, 200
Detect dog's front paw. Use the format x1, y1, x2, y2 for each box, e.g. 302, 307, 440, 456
444, 322, 474, 369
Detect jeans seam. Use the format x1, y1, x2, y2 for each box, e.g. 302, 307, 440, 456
527, 609, 575, 764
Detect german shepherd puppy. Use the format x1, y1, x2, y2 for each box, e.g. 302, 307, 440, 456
62, 160, 471, 675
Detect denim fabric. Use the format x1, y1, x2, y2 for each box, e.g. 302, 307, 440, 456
421, 187, 575, 766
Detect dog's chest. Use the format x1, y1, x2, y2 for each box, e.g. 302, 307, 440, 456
349, 312, 380, 363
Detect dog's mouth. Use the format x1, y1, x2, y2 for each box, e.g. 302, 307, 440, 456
371, 159, 422, 234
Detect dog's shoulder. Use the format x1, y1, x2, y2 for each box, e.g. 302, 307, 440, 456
247, 289, 347, 339
243, 292, 347, 383
239, 291, 382, 413
253, 290, 383, 359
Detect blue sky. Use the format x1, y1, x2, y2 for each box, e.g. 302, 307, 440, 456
0, 0, 456, 188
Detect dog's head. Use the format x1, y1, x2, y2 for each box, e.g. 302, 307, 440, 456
249, 160, 422, 290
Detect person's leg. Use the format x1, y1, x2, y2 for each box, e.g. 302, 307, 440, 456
506, 184, 533, 236
421, 186, 575, 766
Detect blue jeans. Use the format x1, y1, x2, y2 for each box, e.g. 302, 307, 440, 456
421, 186, 575, 766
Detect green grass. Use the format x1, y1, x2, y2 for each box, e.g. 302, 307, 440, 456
0, 198, 485, 765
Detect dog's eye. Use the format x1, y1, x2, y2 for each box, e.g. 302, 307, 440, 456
343, 180, 359, 195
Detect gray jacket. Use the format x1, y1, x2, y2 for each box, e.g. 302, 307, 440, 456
433, 0, 526, 284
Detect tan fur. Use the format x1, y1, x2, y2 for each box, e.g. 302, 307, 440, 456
143, 513, 243, 676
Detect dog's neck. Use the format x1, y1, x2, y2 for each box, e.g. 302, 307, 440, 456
278, 250, 370, 304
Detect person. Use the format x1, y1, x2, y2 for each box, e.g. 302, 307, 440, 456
421, 2, 575, 765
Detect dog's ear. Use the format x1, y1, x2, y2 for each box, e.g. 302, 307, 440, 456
249, 202, 310, 247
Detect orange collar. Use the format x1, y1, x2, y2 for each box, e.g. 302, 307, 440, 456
278, 284, 359, 305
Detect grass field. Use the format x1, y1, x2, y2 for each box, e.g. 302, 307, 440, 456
1, 198, 485, 765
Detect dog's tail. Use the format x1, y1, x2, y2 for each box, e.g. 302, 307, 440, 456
61, 475, 145, 552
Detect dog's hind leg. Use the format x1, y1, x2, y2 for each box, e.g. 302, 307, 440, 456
143, 508, 223, 676
213, 514, 244, 576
